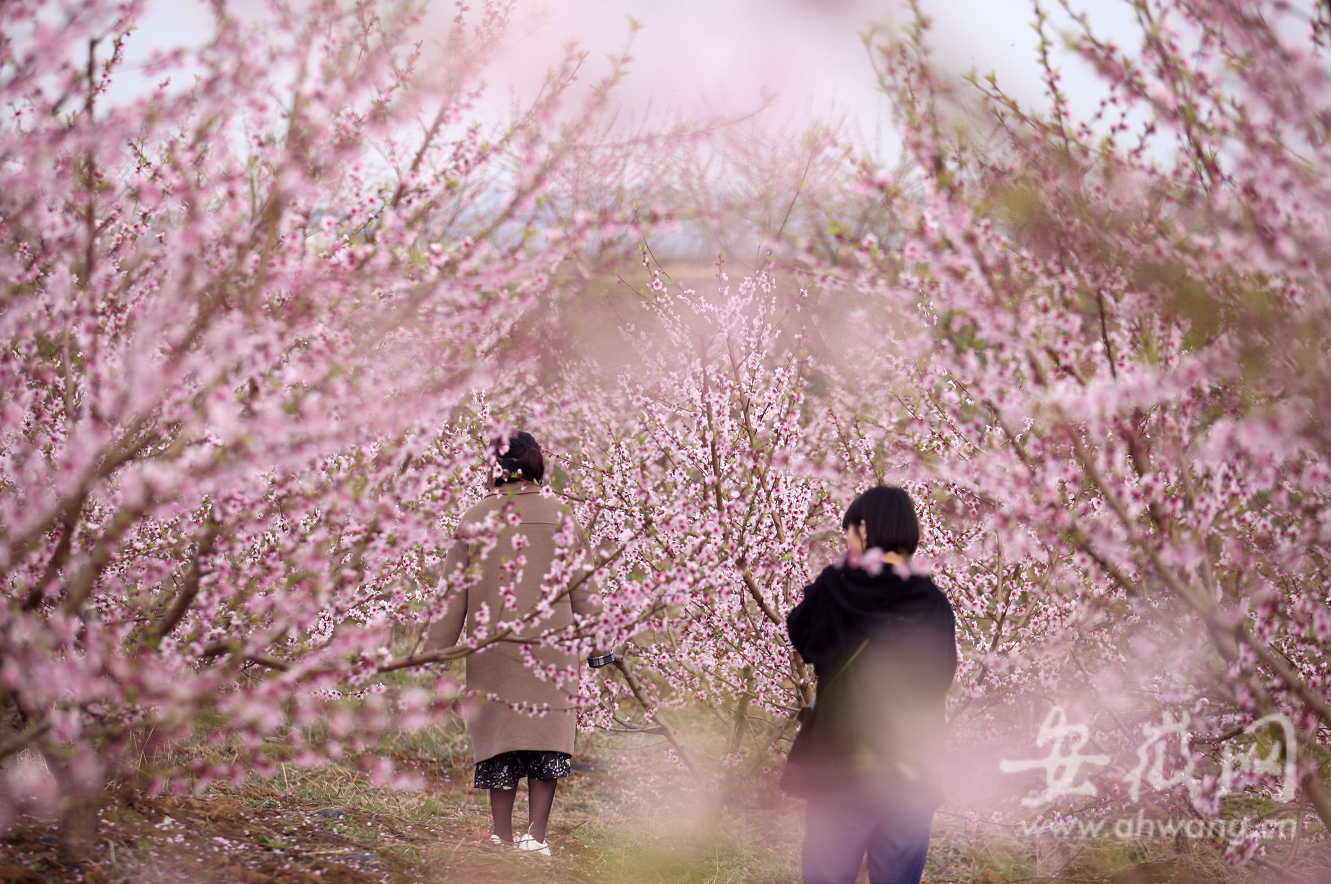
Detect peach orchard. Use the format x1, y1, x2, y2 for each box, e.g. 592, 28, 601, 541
2, 0, 1330, 868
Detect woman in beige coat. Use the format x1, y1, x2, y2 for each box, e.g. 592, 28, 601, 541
424, 432, 604, 854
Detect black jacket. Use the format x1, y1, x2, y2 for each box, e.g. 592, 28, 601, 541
782, 560, 957, 805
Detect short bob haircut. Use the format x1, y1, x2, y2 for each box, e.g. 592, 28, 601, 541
491, 431, 545, 487
841, 485, 920, 556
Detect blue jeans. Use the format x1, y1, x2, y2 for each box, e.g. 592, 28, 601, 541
802, 795, 933, 884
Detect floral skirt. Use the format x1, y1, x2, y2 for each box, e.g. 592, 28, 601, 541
473, 750, 572, 790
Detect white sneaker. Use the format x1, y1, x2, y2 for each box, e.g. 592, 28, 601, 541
515, 833, 551, 856
489, 834, 513, 846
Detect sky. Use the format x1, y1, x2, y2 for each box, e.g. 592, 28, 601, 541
116, 0, 1144, 158
480, 0, 1134, 118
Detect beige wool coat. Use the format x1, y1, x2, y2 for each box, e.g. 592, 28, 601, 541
423, 482, 601, 763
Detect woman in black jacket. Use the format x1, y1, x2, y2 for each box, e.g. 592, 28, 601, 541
782, 485, 957, 884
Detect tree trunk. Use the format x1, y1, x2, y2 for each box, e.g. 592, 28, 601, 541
57, 794, 100, 864
0, 692, 21, 750
1300, 769, 1331, 835
41, 741, 103, 865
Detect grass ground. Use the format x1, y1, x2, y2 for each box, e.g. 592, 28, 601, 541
1, 714, 1327, 884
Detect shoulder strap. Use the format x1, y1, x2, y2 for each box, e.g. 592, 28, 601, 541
824, 637, 870, 688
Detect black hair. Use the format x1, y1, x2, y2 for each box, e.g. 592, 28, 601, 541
841, 485, 920, 556
491, 431, 544, 487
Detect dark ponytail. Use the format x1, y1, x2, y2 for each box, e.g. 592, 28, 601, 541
491, 431, 545, 487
